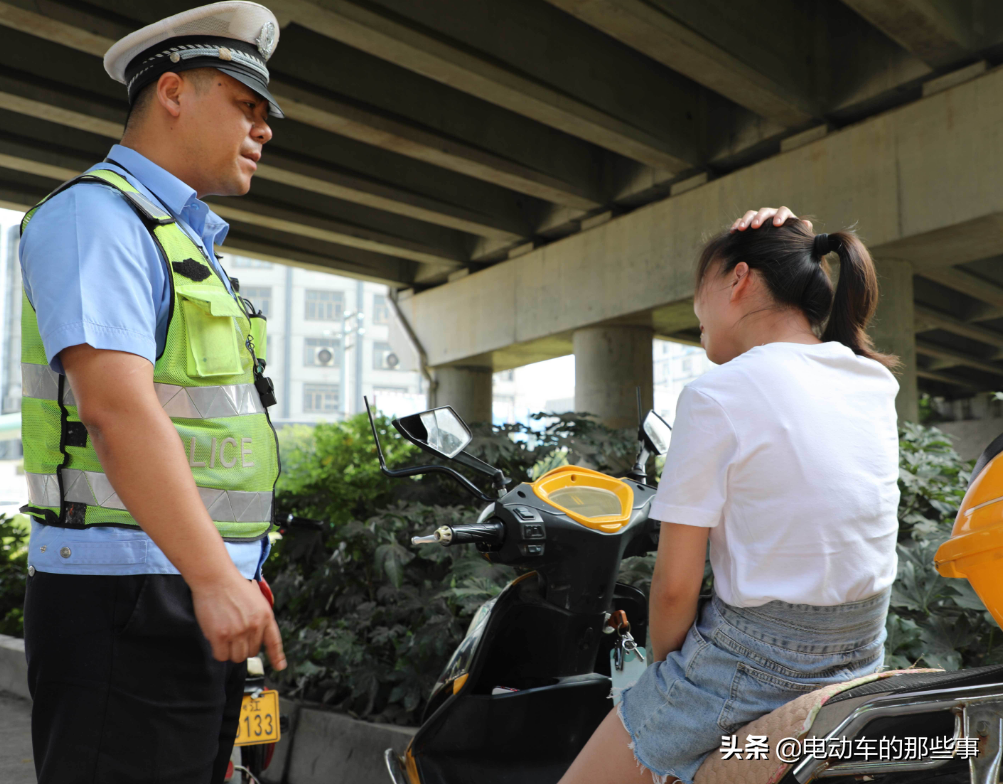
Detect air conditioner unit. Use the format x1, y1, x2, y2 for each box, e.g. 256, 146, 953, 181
314, 346, 336, 366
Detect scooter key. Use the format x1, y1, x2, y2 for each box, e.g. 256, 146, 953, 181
620, 631, 646, 663
613, 636, 625, 672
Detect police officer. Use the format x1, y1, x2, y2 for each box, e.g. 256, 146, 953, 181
19, 3, 286, 781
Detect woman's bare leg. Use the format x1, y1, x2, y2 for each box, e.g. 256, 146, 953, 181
558, 707, 678, 784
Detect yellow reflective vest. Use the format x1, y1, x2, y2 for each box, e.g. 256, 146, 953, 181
20, 169, 279, 541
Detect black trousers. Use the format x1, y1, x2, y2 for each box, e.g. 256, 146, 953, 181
24, 572, 246, 784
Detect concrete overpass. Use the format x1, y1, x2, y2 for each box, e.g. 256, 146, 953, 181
2, 1, 1003, 425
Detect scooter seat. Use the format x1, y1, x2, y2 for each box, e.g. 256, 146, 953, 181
823, 661, 1003, 705
693, 667, 942, 784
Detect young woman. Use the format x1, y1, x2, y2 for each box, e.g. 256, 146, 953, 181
559, 207, 901, 784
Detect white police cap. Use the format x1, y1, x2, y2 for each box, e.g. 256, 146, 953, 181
103, 2, 283, 118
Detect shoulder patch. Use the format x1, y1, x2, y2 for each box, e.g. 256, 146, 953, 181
121, 190, 175, 225
172, 258, 212, 282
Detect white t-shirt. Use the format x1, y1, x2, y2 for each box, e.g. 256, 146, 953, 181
650, 341, 900, 608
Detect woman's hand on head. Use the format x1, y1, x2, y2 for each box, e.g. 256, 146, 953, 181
730, 207, 812, 233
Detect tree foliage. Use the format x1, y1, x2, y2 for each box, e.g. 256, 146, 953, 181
884, 423, 998, 669
0, 514, 29, 637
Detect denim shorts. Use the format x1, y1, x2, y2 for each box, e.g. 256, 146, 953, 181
617, 587, 891, 784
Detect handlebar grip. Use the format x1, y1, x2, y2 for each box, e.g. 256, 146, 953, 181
448, 520, 505, 546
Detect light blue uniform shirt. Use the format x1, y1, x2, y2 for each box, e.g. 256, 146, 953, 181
20, 144, 269, 578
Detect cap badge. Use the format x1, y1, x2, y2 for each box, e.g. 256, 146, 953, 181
256, 21, 276, 59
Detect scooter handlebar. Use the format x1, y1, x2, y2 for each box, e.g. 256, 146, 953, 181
412, 521, 506, 547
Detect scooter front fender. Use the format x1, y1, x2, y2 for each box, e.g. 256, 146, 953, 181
404, 573, 646, 784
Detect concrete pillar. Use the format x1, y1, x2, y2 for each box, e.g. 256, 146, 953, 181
431, 366, 493, 424
573, 325, 653, 429
870, 259, 918, 423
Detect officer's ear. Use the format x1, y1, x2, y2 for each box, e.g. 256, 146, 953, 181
155, 72, 185, 119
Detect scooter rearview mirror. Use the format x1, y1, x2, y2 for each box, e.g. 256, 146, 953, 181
394, 406, 472, 460
641, 410, 672, 456
364, 397, 496, 502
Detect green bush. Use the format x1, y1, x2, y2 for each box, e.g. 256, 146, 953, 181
0, 514, 30, 637
884, 423, 998, 669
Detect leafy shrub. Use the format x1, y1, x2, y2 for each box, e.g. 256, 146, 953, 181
884, 423, 998, 670
269, 501, 516, 722
0, 514, 29, 637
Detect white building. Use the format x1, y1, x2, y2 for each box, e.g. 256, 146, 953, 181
222, 254, 425, 424
492, 356, 576, 426
490, 340, 711, 429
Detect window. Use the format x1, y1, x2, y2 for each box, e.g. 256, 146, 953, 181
230, 256, 273, 269
372, 341, 399, 370
303, 383, 340, 413
682, 358, 693, 374
371, 294, 390, 325
241, 286, 272, 317
303, 337, 342, 367
305, 290, 343, 321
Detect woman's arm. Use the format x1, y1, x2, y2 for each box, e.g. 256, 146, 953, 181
648, 522, 710, 662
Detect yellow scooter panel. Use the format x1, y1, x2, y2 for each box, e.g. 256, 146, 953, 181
935, 449, 1003, 626
531, 466, 634, 533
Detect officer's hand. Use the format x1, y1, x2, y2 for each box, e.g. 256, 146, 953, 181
190, 571, 287, 670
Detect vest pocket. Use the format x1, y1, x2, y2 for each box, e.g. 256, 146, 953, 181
179, 291, 244, 377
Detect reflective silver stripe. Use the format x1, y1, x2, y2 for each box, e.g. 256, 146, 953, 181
156, 383, 264, 418
25, 472, 60, 508
22, 363, 72, 404
26, 470, 272, 524
21, 363, 263, 417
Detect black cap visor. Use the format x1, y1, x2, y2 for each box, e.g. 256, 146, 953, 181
124, 35, 283, 119
213, 64, 283, 119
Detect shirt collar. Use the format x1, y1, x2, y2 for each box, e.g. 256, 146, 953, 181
101, 144, 229, 246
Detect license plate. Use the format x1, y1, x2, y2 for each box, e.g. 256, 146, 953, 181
235, 689, 281, 747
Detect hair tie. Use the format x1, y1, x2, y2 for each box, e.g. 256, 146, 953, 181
812, 233, 837, 259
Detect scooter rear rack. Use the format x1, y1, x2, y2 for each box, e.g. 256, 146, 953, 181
790, 682, 1003, 783
385, 749, 408, 784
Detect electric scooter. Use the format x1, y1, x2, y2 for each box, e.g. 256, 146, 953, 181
372, 400, 1003, 784
365, 398, 673, 783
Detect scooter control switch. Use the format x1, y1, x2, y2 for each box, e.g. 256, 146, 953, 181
520, 523, 545, 540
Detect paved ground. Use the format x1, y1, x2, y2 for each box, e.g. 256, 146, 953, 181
0, 691, 35, 783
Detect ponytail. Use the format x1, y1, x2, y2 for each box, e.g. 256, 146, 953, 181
695, 219, 900, 371
821, 233, 899, 370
